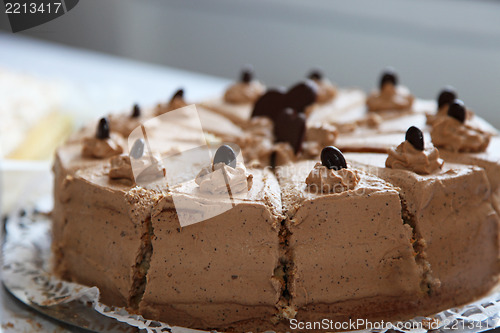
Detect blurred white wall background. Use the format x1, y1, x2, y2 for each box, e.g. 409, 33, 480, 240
1, 0, 499, 127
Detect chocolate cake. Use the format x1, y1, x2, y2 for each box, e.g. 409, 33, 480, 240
52, 67, 500, 332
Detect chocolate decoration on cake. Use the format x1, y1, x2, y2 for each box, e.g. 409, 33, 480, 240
274, 108, 306, 154
251, 80, 318, 121
308, 68, 323, 81
321, 146, 347, 170
131, 104, 141, 118
286, 80, 318, 113
96, 117, 110, 139
240, 64, 254, 83
213, 144, 237, 168
379, 68, 398, 89
448, 99, 466, 123
130, 138, 145, 159
405, 126, 424, 151
437, 86, 457, 109
171, 88, 184, 101
251, 87, 287, 121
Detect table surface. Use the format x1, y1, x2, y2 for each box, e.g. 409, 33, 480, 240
1, 33, 500, 333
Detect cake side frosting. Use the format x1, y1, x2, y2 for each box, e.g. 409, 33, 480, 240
52, 76, 500, 332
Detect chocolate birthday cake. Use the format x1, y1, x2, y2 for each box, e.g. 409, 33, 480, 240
52, 67, 500, 332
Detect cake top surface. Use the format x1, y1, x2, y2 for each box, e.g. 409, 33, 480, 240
276, 159, 401, 216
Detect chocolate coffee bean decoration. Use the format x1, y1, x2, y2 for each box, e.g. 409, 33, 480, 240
131, 104, 141, 118
308, 69, 323, 81
321, 146, 347, 170
241, 65, 254, 83
448, 99, 466, 123
274, 108, 306, 154
379, 67, 398, 89
405, 126, 424, 151
96, 117, 110, 139
437, 86, 457, 109
171, 89, 184, 101
130, 138, 145, 159
213, 144, 237, 169
285, 80, 318, 114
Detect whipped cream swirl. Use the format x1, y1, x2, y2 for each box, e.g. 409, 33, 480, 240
311, 78, 337, 104
108, 114, 143, 137
109, 154, 134, 180
426, 105, 475, 126
82, 133, 124, 159
366, 86, 414, 112
155, 95, 188, 116
431, 117, 491, 153
195, 162, 253, 194
386, 141, 444, 175
306, 162, 360, 193
303, 123, 338, 157
224, 81, 264, 104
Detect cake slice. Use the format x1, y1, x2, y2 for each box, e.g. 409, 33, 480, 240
276, 154, 434, 324
346, 148, 500, 311
430, 100, 500, 213
437, 137, 500, 213
52, 153, 158, 307
138, 166, 285, 331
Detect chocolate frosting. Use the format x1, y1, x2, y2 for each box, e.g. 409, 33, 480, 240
310, 78, 337, 104
224, 81, 265, 104
366, 85, 414, 112
195, 162, 253, 194
386, 140, 444, 175
303, 124, 338, 158
109, 154, 134, 181
431, 117, 491, 153
82, 133, 124, 159
156, 90, 188, 115
305, 162, 360, 193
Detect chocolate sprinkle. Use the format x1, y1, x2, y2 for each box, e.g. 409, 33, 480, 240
308, 68, 323, 81
96, 117, 110, 139
274, 108, 306, 154
131, 104, 141, 118
405, 126, 424, 151
213, 144, 237, 168
240, 64, 254, 83
130, 138, 145, 159
437, 86, 457, 109
321, 146, 347, 170
379, 68, 398, 90
448, 99, 466, 123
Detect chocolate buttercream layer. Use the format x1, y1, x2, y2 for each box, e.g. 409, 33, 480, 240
347, 152, 500, 312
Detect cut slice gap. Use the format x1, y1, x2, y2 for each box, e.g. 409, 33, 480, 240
128, 216, 154, 308
273, 219, 296, 323
400, 197, 441, 296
